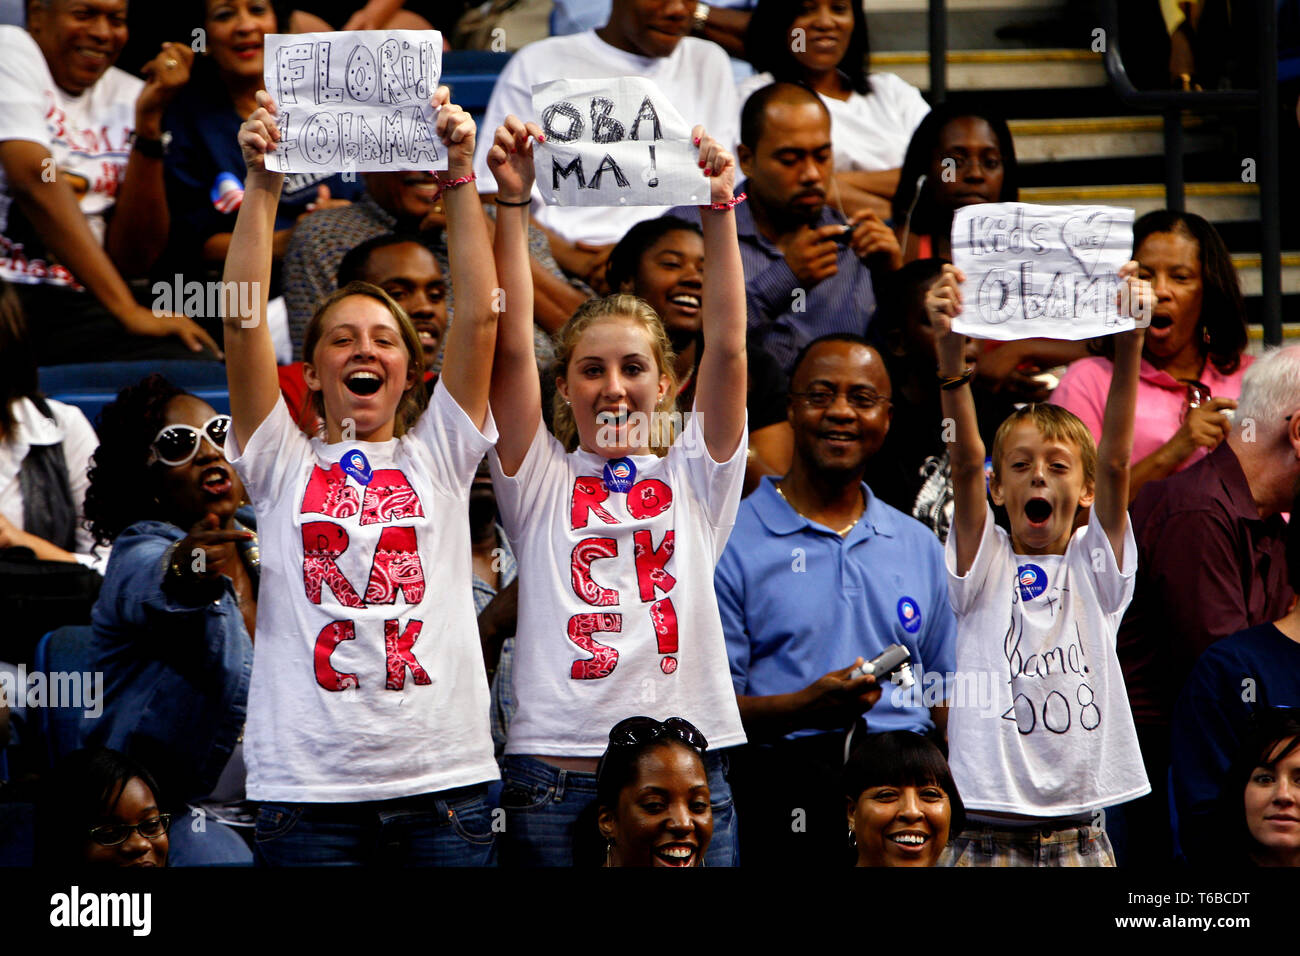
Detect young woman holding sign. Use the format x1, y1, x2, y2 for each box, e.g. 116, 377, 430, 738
486, 114, 749, 867
221, 86, 501, 866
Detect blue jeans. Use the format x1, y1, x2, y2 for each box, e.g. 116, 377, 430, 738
497, 750, 738, 867
253, 784, 496, 866
168, 812, 254, 866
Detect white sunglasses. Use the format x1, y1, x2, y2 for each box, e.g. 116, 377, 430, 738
147, 415, 232, 467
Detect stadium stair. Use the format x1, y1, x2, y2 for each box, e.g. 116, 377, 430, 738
870, 0, 1296, 351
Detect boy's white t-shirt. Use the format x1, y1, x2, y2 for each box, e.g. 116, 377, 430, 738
0, 26, 142, 286
945, 504, 1150, 816
489, 413, 748, 756
227, 384, 500, 801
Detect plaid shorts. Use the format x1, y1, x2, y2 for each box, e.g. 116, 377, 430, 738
941, 824, 1116, 867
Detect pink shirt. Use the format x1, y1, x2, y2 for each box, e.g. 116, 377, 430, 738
1051, 354, 1253, 469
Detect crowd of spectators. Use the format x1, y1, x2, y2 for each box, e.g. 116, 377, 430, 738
0, 0, 1296, 871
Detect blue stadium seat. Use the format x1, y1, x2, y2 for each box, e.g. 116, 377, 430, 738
0, 802, 35, 866
0, 0, 23, 27
38, 360, 230, 428
30, 626, 98, 772
441, 50, 512, 123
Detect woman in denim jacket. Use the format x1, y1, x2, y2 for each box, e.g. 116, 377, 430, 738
71, 374, 256, 865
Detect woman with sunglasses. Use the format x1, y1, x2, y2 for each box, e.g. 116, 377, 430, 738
594, 717, 713, 867
218, 88, 500, 865
77, 374, 255, 865
40, 747, 172, 867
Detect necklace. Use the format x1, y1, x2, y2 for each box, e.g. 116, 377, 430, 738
775, 482, 862, 536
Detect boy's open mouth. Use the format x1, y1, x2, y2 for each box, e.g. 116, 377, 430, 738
346, 371, 382, 396
1024, 498, 1053, 526
1150, 314, 1174, 330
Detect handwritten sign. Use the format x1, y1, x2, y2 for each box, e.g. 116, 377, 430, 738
263, 31, 443, 174
951, 202, 1135, 341
531, 77, 707, 207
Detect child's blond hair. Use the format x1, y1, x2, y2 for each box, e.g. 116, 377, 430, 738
990, 403, 1097, 491
552, 295, 680, 456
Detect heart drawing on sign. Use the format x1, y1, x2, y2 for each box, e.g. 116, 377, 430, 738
1061, 212, 1112, 278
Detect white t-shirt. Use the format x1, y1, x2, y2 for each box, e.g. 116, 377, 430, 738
0, 396, 103, 571
226, 384, 500, 801
0, 26, 142, 288
473, 30, 740, 245
489, 413, 748, 756
736, 72, 929, 173
944, 505, 1150, 816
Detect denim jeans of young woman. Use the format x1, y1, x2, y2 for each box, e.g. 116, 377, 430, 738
497, 750, 738, 867
253, 784, 496, 866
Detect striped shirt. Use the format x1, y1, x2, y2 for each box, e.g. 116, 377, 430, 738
668, 179, 877, 372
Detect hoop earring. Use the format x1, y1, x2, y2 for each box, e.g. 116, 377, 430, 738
1202, 325, 1211, 345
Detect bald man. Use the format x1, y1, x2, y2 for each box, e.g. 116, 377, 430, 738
667, 82, 901, 372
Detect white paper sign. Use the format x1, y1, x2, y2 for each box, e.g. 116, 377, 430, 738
263, 31, 443, 174
951, 202, 1136, 341
531, 77, 708, 207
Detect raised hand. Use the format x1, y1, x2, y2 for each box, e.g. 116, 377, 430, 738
925, 263, 966, 338
926, 264, 972, 377
691, 125, 735, 205
432, 86, 476, 176
1116, 259, 1154, 328
487, 114, 544, 204
238, 90, 281, 178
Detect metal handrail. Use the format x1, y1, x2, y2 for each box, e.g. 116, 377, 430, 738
1098, 0, 1281, 344
929, 0, 946, 103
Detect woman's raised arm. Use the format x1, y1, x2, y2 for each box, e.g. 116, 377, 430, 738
433, 88, 498, 431
223, 90, 284, 450
690, 127, 747, 462
486, 116, 545, 475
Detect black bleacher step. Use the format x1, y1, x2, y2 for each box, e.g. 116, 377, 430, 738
943, 87, 1129, 120
871, 7, 1088, 54
1215, 221, 1264, 249
1246, 294, 1300, 325
1016, 155, 1252, 188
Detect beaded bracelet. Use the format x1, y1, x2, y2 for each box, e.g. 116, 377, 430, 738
702, 191, 746, 211
435, 172, 477, 193
938, 367, 976, 391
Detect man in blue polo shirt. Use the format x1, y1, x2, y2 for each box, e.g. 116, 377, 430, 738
715, 333, 956, 867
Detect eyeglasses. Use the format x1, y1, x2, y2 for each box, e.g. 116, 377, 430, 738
606, 716, 709, 752
940, 153, 1003, 173
88, 814, 172, 847
790, 388, 891, 411
148, 415, 231, 467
